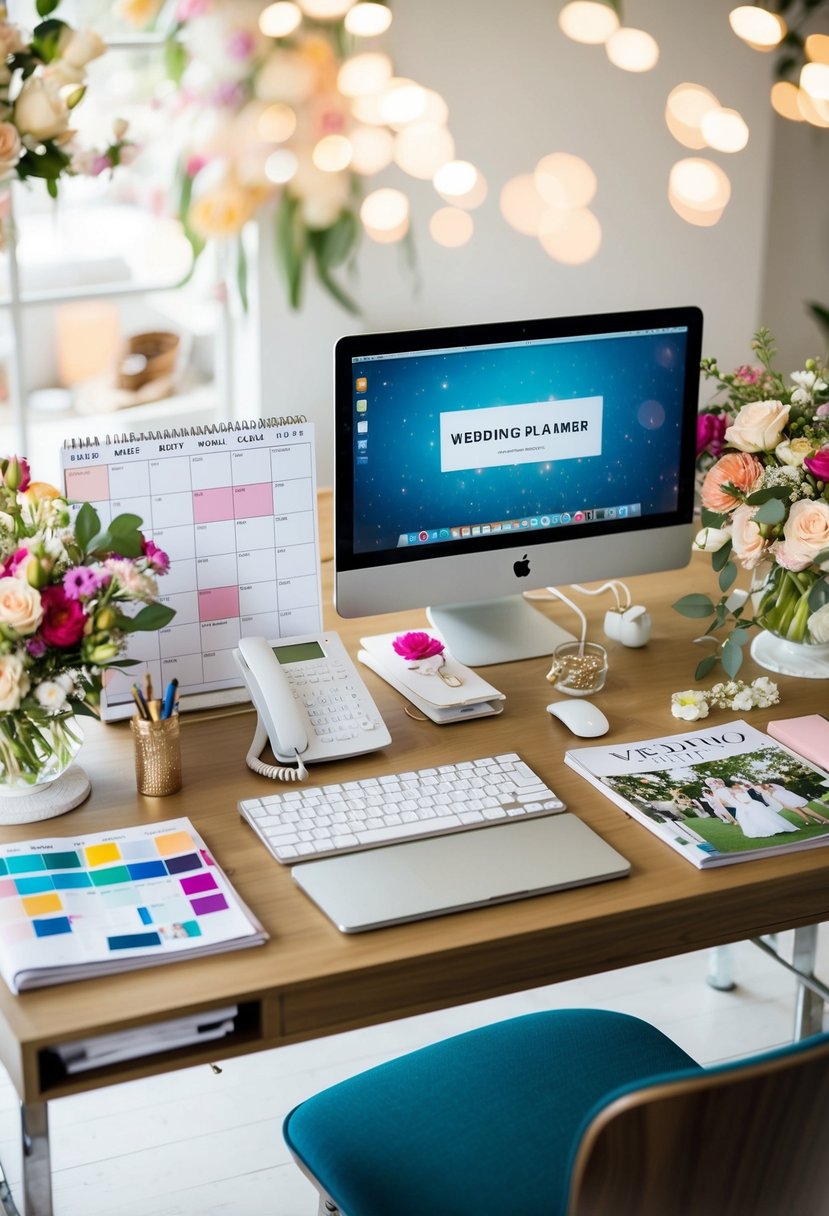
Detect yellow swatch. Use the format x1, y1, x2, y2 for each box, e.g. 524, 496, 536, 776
84, 842, 122, 867
154, 831, 194, 857
22, 892, 63, 916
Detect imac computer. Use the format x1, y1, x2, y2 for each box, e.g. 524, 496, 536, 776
333, 306, 703, 665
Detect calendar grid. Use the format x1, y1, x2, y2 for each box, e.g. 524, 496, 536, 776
61, 420, 322, 720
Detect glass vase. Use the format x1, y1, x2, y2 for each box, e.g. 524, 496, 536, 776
751, 567, 829, 678
0, 711, 84, 795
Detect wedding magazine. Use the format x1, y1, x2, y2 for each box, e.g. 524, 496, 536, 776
0, 818, 267, 993
565, 720, 829, 869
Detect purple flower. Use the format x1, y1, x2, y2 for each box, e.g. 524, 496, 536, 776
26, 637, 46, 658
696, 412, 729, 459
63, 566, 106, 600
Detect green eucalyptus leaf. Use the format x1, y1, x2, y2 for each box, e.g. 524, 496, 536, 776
730, 626, 752, 647
673, 593, 715, 619
746, 485, 791, 505
753, 497, 786, 525
695, 654, 718, 680
700, 507, 726, 529
275, 193, 307, 311
721, 638, 744, 678
711, 540, 733, 572
36, 0, 60, 16
718, 562, 738, 593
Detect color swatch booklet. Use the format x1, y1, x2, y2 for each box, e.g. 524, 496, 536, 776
0, 819, 266, 992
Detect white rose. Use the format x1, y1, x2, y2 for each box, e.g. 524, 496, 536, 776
779, 499, 829, 568
693, 526, 730, 553
59, 28, 106, 69
730, 504, 770, 570
775, 438, 814, 468
724, 400, 790, 453
0, 653, 29, 712
0, 578, 42, 636
808, 602, 829, 645
14, 75, 70, 142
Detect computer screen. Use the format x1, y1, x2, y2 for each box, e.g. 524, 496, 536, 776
334, 306, 703, 664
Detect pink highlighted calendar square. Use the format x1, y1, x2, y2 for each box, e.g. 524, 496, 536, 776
193, 487, 234, 524
64, 466, 110, 502
233, 483, 273, 519
198, 586, 240, 622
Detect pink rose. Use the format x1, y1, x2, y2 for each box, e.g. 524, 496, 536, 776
724, 400, 789, 452
804, 448, 829, 481
392, 631, 445, 662
775, 499, 829, 571
39, 585, 87, 648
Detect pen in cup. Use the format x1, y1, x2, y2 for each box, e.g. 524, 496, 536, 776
161, 678, 179, 720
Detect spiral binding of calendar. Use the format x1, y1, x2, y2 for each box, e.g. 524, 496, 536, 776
62, 416, 308, 448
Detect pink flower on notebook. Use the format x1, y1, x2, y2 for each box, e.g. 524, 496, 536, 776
392, 631, 445, 663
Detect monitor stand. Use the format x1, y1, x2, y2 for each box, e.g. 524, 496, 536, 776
426, 596, 575, 667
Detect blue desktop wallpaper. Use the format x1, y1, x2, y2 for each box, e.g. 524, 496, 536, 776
351, 329, 689, 554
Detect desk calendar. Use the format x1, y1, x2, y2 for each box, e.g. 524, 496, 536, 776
61, 417, 322, 720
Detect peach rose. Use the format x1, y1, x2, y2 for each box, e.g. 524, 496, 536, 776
700, 452, 763, 513
775, 499, 829, 571
0, 653, 29, 712
0, 577, 42, 636
730, 505, 770, 570
724, 400, 790, 453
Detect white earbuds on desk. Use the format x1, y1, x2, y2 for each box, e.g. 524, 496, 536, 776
603, 605, 652, 648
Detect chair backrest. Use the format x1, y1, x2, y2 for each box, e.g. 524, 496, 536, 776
568, 1033, 829, 1216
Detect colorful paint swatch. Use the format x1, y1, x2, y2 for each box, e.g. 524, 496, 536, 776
127, 860, 167, 881
22, 893, 63, 917
14, 876, 54, 896
119, 840, 159, 862
179, 872, 219, 896
189, 893, 228, 915
7, 855, 46, 874
90, 866, 132, 887
138, 907, 153, 925
52, 873, 92, 890
43, 852, 82, 871
0, 879, 19, 899
33, 917, 71, 938
0, 860, 8, 877
155, 831, 195, 857
108, 932, 162, 950
165, 854, 201, 875
85, 843, 122, 868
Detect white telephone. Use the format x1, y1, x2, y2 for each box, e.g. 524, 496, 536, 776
234, 632, 391, 782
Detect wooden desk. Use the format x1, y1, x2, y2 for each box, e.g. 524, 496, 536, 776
1, 552, 827, 1215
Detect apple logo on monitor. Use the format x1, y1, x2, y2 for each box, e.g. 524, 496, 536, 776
513, 554, 530, 578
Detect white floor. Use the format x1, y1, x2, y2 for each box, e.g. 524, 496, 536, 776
0, 930, 826, 1216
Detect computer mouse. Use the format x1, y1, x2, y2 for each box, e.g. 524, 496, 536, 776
546, 699, 610, 738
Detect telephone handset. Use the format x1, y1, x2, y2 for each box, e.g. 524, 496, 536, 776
234, 632, 391, 782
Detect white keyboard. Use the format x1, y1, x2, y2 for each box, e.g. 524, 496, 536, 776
238, 753, 565, 864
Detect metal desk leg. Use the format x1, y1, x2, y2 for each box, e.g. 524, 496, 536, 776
707, 945, 735, 991
793, 924, 824, 1041
21, 1101, 51, 1216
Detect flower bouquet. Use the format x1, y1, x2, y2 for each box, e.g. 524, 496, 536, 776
674, 328, 829, 679
0, 457, 175, 792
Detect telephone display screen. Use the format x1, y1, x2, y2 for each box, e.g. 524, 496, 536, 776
272, 641, 326, 665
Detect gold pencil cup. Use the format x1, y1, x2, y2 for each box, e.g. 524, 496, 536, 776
131, 716, 182, 796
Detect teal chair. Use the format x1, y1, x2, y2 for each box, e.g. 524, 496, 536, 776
283, 1008, 829, 1216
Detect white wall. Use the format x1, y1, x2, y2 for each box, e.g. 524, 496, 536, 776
257, 0, 778, 484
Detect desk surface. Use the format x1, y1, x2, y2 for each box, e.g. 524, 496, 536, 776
0, 548, 826, 1105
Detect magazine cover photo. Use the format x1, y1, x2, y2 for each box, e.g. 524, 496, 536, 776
604, 746, 829, 857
